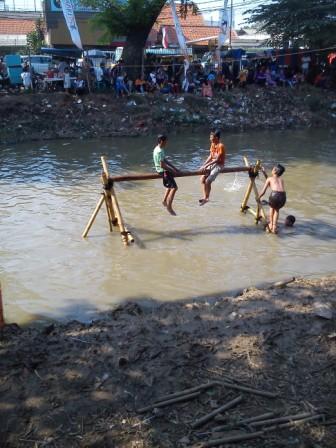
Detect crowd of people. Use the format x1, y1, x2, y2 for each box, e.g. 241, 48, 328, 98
0, 52, 335, 96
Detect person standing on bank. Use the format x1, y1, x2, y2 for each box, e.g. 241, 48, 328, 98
153, 134, 180, 216
199, 130, 226, 205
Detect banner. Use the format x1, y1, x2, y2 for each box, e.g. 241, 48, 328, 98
169, 0, 188, 57
60, 0, 83, 50
162, 26, 169, 49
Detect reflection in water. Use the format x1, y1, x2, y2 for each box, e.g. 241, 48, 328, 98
0, 129, 335, 324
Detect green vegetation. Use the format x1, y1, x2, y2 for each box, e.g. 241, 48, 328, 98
26, 18, 45, 55
247, 0, 336, 48
82, 0, 197, 76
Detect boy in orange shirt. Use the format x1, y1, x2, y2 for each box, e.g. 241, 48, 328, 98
199, 130, 226, 205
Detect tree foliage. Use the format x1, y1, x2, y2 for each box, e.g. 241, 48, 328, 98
82, 0, 197, 75
26, 18, 45, 54
246, 0, 336, 48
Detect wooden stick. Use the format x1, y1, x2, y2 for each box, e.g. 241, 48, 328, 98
201, 430, 265, 447
250, 412, 314, 428
200, 414, 325, 447
137, 391, 201, 414
82, 194, 105, 238
101, 157, 117, 225
216, 381, 279, 398
213, 412, 276, 430
0, 281, 4, 328
110, 187, 128, 245
240, 179, 254, 212
104, 194, 113, 232
191, 396, 243, 429
265, 414, 325, 431
109, 167, 250, 183
155, 382, 218, 403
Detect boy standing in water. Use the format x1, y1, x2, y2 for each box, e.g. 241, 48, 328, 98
153, 134, 179, 216
258, 164, 286, 234
199, 130, 226, 205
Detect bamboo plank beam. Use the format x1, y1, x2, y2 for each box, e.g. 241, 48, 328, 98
109, 167, 251, 183
137, 391, 201, 413
191, 396, 243, 429
82, 194, 105, 238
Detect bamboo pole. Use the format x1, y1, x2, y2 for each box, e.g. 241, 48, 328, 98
216, 381, 279, 398
110, 187, 128, 246
82, 194, 105, 238
109, 166, 251, 183
191, 396, 243, 429
137, 391, 201, 413
155, 382, 218, 403
0, 281, 4, 328
101, 157, 117, 226
241, 179, 254, 212
250, 412, 313, 428
213, 412, 276, 431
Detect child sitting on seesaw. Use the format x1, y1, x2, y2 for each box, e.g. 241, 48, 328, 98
258, 164, 286, 234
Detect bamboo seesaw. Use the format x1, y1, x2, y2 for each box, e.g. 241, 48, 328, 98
82, 156, 269, 245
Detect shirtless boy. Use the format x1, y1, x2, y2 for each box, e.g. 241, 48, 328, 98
258, 164, 286, 234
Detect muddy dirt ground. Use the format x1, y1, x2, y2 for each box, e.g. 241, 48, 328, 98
1, 85, 336, 145
1, 276, 336, 447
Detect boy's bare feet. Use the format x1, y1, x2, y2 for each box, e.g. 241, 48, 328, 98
199, 198, 209, 206
162, 201, 167, 207
167, 206, 176, 216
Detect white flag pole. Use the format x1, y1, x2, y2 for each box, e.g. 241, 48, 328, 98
216, 0, 229, 66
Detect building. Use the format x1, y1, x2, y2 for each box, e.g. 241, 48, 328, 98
0, 12, 38, 54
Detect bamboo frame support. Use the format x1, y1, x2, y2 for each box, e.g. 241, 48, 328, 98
241, 157, 270, 231
82, 194, 105, 238
0, 281, 4, 328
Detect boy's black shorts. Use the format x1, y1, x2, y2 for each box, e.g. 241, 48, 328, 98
160, 170, 177, 189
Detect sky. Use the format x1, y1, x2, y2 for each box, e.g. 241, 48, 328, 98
1, 0, 264, 27
195, 0, 264, 28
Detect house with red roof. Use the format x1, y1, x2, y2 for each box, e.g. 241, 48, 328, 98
0, 13, 38, 54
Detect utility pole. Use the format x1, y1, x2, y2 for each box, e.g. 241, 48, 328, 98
229, 0, 233, 48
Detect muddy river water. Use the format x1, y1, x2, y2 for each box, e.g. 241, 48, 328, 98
1, 129, 335, 324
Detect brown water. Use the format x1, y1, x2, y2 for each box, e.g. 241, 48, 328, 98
1, 129, 335, 324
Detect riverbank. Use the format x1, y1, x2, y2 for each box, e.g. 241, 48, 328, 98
1, 275, 335, 447
1, 85, 336, 144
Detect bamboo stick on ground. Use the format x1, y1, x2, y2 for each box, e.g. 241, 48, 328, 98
264, 414, 325, 431
191, 396, 243, 429
155, 382, 218, 403
200, 430, 265, 447
197, 414, 325, 447
215, 381, 279, 398
213, 412, 276, 430
82, 194, 105, 238
137, 391, 201, 414
250, 412, 316, 428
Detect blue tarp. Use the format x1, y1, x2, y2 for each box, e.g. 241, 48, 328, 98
41, 47, 82, 58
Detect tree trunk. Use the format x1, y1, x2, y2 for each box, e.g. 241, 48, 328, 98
123, 29, 152, 80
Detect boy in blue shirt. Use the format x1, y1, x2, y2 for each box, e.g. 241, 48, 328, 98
153, 134, 179, 215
